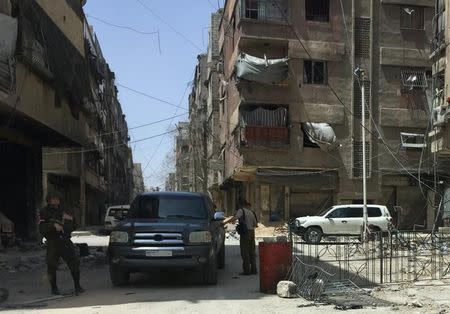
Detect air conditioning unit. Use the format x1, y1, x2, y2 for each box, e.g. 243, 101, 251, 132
433, 104, 449, 127
21, 37, 53, 80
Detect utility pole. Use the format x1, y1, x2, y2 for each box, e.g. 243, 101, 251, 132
80, 148, 86, 228
361, 69, 368, 242
355, 67, 368, 242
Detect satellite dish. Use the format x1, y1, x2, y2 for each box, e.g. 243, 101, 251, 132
403, 8, 415, 15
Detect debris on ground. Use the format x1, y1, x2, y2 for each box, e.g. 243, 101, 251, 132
277, 281, 297, 298
410, 300, 424, 308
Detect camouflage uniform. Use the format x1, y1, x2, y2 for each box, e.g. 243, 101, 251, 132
39, 205, 82, 294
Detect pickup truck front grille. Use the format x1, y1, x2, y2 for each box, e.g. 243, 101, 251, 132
133, 233, 184, 245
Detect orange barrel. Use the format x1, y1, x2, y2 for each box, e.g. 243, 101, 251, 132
259, 241, 292, 294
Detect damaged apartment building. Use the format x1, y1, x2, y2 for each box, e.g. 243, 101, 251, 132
429, 0, 450, 224
217, 0, 439, 228
0, 0, 134, 238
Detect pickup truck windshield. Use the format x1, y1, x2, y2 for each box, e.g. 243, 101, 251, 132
129, 196, 207, 219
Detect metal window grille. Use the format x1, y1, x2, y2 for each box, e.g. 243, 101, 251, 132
400, 6, 424, 30
400, 132, 426, 149
353, 80, 371, 119
304, 60, 327, 85
353, 141, 372, 178
305, 0, 330, 22
354, 18, 371, 58
401, 89, 428, 111
401, 68, 427, 88
242, 0, 287, 21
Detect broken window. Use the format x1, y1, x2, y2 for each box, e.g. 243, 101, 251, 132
400, 6, 424, 30
305, 0, 330, 22
304, 60, 327, 85
401, 68, 427, 89
400, 132, 426, 149
353, 141, 372, 178
354, 18, 371, 58
353, 80, 371, 119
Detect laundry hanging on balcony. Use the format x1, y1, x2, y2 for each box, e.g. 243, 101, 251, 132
303, 122, 337, 151
236, 53, 289, 85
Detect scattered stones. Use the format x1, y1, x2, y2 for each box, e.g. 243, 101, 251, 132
411, 300, 424, 308
407, 289, 417, 297
277, 281, 298, 299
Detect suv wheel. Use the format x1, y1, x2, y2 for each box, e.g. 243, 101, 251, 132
202, 255, 218, 285
217, 244, 225, 269
305, 227, 323, 244
110, 265, 130, 286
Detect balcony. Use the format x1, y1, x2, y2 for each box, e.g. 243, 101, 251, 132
243, 125, 290, 147
239, 105, 290, 148
237, 0, 294, 41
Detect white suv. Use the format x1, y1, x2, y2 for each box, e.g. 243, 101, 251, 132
292, 205, 392, 244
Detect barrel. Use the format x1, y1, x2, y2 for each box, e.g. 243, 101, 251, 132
259, 242, 292, 294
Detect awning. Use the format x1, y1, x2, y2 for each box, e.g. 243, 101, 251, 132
303, 122, 337, 151
256, 169, 337, 189
236, 53, 289, 85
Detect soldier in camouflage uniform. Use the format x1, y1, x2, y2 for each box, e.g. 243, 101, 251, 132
39, 191, 84, 295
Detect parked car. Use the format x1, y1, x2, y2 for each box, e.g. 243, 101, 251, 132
108, 192, 226, 286
291, 204, 392, 244
104, 205, 130, 232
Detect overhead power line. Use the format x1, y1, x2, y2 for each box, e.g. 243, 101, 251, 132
43, 130, 177, 156
117, 83, 189, 112
135, 0, 203, 52
86, 14, 159, 35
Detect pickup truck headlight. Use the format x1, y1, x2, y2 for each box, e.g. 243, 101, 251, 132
110, 231, 129, 243
189, 231, 212, 244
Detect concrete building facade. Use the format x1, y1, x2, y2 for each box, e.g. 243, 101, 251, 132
175, 122, 191, 191
0, 0, 134, 237
217, 0, 435, 227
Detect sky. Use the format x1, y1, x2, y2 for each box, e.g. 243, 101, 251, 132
84, 0, 223, 190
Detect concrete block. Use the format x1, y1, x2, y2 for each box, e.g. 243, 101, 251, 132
277, 281, 297, 298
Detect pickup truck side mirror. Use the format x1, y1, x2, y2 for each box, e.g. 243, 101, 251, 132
214, 211, 225, 221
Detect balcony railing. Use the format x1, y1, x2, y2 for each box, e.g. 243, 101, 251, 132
240, 0, 288, 22
243, 126, 290, 147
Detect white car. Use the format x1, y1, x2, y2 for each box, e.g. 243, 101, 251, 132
292, 204, 392, 244
104, 205, 130, 232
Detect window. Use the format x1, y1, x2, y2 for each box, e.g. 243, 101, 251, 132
244, 0, 259, 19
304, 60, 327, 85
368, 207, 382, 217
130, 195, 207, 219
353, 141, 372, 178
354, 18, 371, 58
400, 132, 426, 149
305, 0, 330, 22
327, 207, 347, 218
400, 6, 424, 30
348, 207, 363, 218
400, 89, 428, 111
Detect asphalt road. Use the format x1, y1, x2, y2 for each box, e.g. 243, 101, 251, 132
1, 237, 409, 314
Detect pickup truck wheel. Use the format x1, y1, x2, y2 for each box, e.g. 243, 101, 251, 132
217, 244, 225, 269
305, 227, 323, 244
110, 265, 129, 287
202, 256, 218, 285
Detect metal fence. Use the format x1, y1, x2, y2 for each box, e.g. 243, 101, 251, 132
290, 230, 450, 288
